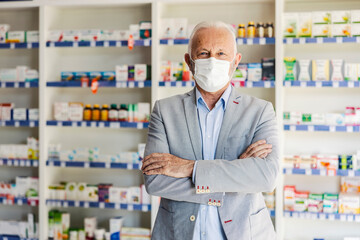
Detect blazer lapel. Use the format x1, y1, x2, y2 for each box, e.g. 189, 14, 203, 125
215, 87, 240, 159
183, 89, 203, 160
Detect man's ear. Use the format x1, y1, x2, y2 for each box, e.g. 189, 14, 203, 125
184, 53, 194, 74
235, 52, 242, 66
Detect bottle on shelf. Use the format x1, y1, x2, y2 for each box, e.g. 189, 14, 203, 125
92, 105, 100, 121
100, 104, 109, 121
247, 21, 255, 38
238, 24, 246, 38
118, 104, 128, 122
109, 104, 118, 121
265, 22, 274, 38
256, 22, 265, 38
83, 104, 92, 121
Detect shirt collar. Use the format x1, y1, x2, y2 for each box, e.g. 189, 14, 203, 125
195, 84, 232, 111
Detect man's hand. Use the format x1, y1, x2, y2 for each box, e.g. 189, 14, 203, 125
142, 153, 195, 178
239, 140, 272, 159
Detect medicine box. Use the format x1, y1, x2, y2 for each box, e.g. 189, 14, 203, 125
283, 13, 298, 38
312, 11, 332, 24
247, 63, 262, 81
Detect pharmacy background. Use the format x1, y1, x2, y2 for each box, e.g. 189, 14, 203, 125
1, 1, 360, 240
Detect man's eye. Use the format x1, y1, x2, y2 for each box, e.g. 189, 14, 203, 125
200, 52, 208, 55
218, 52, 225, 55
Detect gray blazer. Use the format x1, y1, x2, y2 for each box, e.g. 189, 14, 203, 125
144, 86, 279, 240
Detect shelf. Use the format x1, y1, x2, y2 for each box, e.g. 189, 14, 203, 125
284, 210, 360, 222
45, 199, 151, 212
46, 160, 141, 170
159, 38, 275, 45
0, 236, 37, 240
283, 124, 360, 133
0, 82, 38, 88
46, 121, 148, 129
46, 81, 151, 88
283, 168, 360, 177
283, 81, 360, 88
0, 159, 38, 168
46, 40, 151, 48
158, 81, 275, 88
0, 121, 38, 128
0, 197, 38, 207
283, 37, 360, 45
0, 42, 39, 49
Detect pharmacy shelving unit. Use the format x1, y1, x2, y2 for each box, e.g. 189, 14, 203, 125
1, 0, 360, 239
0, 4, 40, 233
280, 0, 360, 239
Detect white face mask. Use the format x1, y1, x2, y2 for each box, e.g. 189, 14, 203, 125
192, 57, 234, 93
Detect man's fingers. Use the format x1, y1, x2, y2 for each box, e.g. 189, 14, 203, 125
141, 157, 164, 170
251, 148, 272, 158
142, 162, 165, 173
247, 144, 272, 157
243, 140, 267, 155
144, 168, 163, 176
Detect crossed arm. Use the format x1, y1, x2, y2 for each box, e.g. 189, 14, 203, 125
142, 101, 279, 204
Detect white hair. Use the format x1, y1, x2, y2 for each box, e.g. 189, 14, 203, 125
188, 21, 237, 58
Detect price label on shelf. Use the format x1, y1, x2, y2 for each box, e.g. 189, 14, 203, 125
120, 82, 127, 88
116, 82, 122, 88
300, 212, 306, 219
2, 198, 6, 204
346, 126, 353, 132
115, 203, 120, 209
319, 213, 325, 220
285, 168, 292, 175
14, 121, 20, 127
237, 38, 243, 45
110, 122, 120, 128
20, 160, 25, 167
129, 81, 135, 88
264, 81, 271, 88
315, 82, 322, 88
10, 43, 15, 49
33, 161, 38, 167
31, 200, 36, 206
105, 162, 111, 169
355, 215, 360, 222
317, 38, 323, 44
91, 122, 97, 128
84, 162, 90, 168
311, 213, 317, 220
308, 125, 314, 132
1, 83, 5, 88
61, 161, 66, 168
305, 169, 312, 175
99, 202, 105, 209
142, 205, 148, 212
284, 211, 291, 217
57, 121, 63, 127
0, 159, 3, 165
340, 214, 346, 221
348, 81, 354, 88
247, 38, 253, 45
81, 121, 87, 127
165, 81, 171, 87
0, 121, 5, 127
73, 42, 78, 48
292, 212, 299, 218
144, 39, 150, 46
290, 125, 296, 131
7, 161, 12, 166
127, 204, 134, 211
247, 82, 253, 88
56, 201, 61, 207
17, 199, 23, 206
49, 42, 55, 47
90, 41, 96, 47
357, 37, 360, 43
137, 122, 143, 129
299, 38, 306, 44
63, 201, 68, 208
14, 160, 19, 166
348, 170, 355, 177
48, 161, 54, 167
25, 82, 30, 88
127, 163, 133, 170
336, 37, 342, 44
98, 122, 105, 128
27, 43, 32, 49
332, 81, 339, 88
84, 202, 89, 208
116, 41, 121, 47
138, 82, 144, 88
328, 169, 336, 177
167, 39, 174, 46
330, 126, 336, 132
300, 81, 306, 88
347, 215, 354, 222
30, 121, 35, 128
259, 38, 266, 45
286, 38, 293, 44
176, 81, 182, 88
320, 169, 326, 176
75, 201, 80, 207
72, 122, 77, 127
14, 82, 19, 88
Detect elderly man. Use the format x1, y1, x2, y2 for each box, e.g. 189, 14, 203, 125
142, 21, 279, 240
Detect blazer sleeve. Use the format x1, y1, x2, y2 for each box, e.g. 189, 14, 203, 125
143, 100, 224, 205
194, 102, 280, 193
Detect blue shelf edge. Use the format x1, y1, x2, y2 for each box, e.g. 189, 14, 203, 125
283, 168, 360, 177
0, 82, 38, 88
46, 40, 151, 48
46, 81, 151, 88
46, 121, 149, 129
283, 210, 360, 222
159, 38, 275, 45
283, 124, 360, 132
0, 42, 39, 49
0, 120, 38, 127
283, 81, 360, 88
158, 81, 275, 88
283, 37, 360, 44
0, 159, 38, 167
46, 160, 141, 170
46, 199, 151, 212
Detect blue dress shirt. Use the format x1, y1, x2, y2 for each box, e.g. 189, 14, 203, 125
192, 85, 232, 240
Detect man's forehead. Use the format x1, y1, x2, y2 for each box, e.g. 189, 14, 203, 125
192, 28, 234, 49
